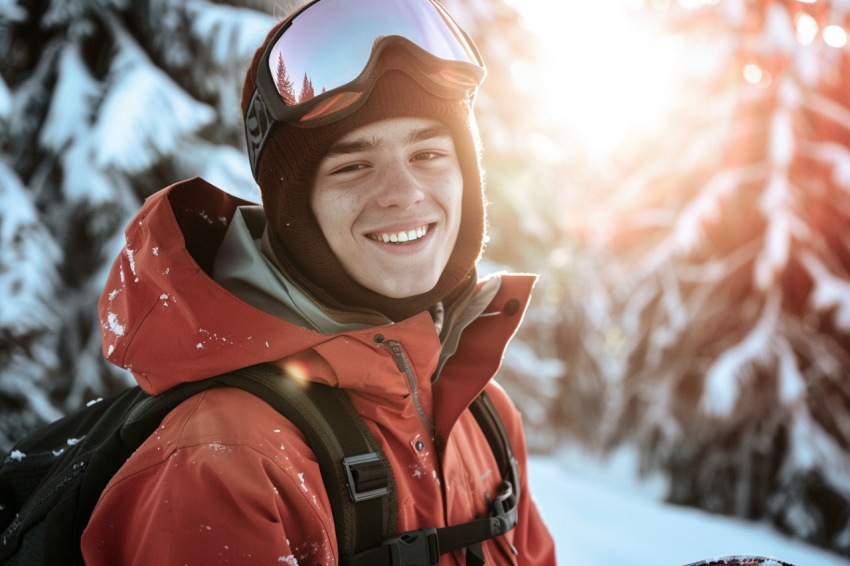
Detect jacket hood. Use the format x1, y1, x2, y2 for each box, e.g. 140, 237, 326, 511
99, 178, 535, 398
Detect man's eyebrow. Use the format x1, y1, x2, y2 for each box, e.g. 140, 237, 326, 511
324, 125, 452, 158
325, 137, 381, 157
406, 125, 452, 144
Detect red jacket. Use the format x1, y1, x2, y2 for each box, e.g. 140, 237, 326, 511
81, 178, 556, 565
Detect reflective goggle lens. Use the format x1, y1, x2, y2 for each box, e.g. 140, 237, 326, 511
266, 0, 480, 107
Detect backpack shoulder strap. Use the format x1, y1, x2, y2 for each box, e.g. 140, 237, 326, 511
214, 364, 398, 563
468, 390, 520, 509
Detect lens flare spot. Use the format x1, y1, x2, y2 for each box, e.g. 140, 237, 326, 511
795, 13, 818, 45
743, 64, 763, 84
823, 25, 847, 48
280, 360, 310, 385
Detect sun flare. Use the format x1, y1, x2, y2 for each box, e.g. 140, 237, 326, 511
509, 0, 683, 154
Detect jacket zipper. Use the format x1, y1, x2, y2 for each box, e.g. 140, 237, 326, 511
385, 340, 435, 438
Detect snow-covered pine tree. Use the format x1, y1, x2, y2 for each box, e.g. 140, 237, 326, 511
587, 0, 850, 555
0, 0, 278, 451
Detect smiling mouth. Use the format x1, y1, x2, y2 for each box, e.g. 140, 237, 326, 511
367, 224, 431, 244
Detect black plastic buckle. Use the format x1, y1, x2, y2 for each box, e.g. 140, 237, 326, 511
342, 453, 389, 502
382, 527, 439, 566
490, 481, 519, 535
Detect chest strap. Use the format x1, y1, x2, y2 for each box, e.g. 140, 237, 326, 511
349, 390, 520, 566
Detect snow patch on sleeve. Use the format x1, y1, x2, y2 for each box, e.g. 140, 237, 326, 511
107, 312, 125, 336
126, 247, 136, 275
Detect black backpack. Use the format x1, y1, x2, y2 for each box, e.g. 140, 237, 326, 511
0, 363, 519, 566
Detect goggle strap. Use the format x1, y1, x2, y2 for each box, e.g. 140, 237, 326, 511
245, 88, 274, 179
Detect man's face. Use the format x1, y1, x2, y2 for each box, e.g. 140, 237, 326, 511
310, 117, 463, 299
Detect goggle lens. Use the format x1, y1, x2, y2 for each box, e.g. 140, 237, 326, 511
267, 0, 480, 107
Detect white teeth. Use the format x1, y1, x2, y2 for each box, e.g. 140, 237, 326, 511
369, 224, 430, 244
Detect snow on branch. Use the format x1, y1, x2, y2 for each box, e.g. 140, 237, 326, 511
0, 161, 61, 335
775, 336, 805, 405
645, 163, 769, 266
799, 250, 850, 331
174, 138, 260, 203
701, 289, 781, 416
754, 174, 809, 290
41, 0, 127, 29
799, 139, 850, 193
186, 0, 276, 68
768, 108, 795, 167
92, 19, 215, 174
0, 0, 27, 21
761, 4, 796, 55
803, 92, 850, 135
0, 352, 63, 424
39, 42, 101, 152
38, 42, 127, 204
787, 407, 850, 490
673, 239, 760, 283
0, 75, 12, 120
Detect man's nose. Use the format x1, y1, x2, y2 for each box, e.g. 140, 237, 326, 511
374, 160, 425, 209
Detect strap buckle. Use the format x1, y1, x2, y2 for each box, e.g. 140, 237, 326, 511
342, 453, 389, 502
490, 480, 519, 535
382, 527, 439, 566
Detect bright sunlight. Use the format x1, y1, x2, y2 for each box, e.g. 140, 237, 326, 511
507, 0, 684, 154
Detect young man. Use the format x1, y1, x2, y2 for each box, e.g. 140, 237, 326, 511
81, 0, 556, 563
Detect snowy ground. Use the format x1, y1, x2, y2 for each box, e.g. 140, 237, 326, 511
528, 449, 850, 566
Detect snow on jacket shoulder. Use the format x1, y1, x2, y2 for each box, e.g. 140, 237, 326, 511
81, 178, 556, 565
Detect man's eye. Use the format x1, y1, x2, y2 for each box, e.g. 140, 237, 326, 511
332, 163, 367, 174
412, 152, 441, 161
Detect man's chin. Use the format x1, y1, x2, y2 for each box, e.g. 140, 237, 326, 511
357, 273, 441, 299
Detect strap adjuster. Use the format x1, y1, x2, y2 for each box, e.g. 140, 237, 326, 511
490, 480, 519, 535
382, 527, 439, 566
342, 453, 389, 502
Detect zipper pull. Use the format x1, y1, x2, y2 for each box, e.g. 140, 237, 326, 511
386, 341, 407, 372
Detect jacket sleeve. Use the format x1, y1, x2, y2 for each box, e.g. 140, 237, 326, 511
485, 382, 557, 566
81, 435, 337, 565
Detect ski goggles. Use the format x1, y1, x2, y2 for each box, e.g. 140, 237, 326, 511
244, 0, 486, 179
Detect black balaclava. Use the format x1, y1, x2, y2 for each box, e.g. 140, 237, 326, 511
242, 25, 486, 322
